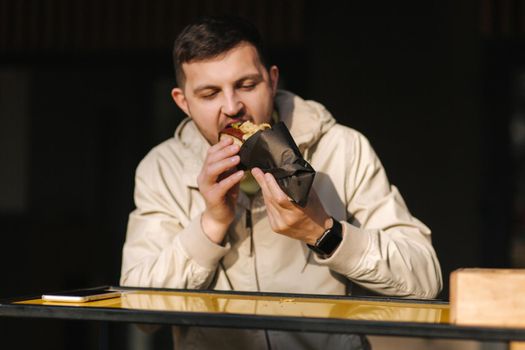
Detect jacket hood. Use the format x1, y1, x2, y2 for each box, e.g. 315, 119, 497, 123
275, 90, 336, 151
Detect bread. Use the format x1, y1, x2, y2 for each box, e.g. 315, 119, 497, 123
219, 121, 271, 146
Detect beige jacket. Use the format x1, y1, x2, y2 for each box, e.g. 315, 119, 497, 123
120, 90, 442, 348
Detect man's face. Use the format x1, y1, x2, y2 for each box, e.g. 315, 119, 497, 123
171, 43, 279, 144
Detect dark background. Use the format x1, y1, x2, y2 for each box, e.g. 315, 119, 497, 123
1, 0, 525, 349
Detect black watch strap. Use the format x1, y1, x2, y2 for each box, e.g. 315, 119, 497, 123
307, 218, 343, 257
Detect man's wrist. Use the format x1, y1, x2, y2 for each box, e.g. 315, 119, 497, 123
305, 216, 333, 245
307, 217, 343, 257
201, 212, 229, 245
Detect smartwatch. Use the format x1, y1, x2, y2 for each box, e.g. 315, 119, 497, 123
307, 217, 343, 257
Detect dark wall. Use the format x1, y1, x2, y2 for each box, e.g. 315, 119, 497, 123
0, 0, 519, 349
305, 1, 483, 298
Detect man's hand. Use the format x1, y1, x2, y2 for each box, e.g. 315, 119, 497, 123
251, 168, 332, 245
198, 137, 244, 244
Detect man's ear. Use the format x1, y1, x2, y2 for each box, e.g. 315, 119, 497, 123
269, 65, 279, 97
171, 88, 190, 116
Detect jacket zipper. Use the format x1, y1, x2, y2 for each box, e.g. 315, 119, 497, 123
247, 208, 261, 291
247, 208, 271, 350
246, 209, 253, 257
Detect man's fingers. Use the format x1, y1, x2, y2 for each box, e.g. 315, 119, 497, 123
202, 170, 243, 206
200, 155, 240, 187
252, 168, 294, 208
207, 142, 240, 164
205, 136, 233, 158
264, 172, 293, 206
199, 139, 240, 188
213, 170, 244, 197
208, 155, 240, 178
251, 168, 271, 197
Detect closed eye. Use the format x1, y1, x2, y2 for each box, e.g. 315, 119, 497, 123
237, 80, 259, 91
199, 90, 219, 99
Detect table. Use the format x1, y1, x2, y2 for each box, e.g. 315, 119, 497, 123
1, 286, 524, 343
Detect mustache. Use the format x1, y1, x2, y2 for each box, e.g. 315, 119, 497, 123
227, 108, 246, 120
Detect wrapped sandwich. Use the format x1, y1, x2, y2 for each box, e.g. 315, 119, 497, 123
219, 120, 315, 207
219, 121, 271, 146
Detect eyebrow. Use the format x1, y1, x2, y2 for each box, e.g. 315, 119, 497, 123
193, 84, 219, 95
236, 73, 263, 83
192, 73, 263, 95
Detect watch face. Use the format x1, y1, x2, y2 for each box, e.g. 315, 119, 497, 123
307, 219, 343, 256
307, 243, 327, 256
316, 218, 343, 255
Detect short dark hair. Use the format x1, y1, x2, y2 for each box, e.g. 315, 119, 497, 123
173, 15, 266, 87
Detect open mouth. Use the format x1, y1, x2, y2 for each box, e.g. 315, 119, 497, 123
222, 116, 252, 130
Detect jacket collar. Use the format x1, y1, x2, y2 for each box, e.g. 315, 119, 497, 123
174, 90, 336, 189
173, 118, 208, 189
275, 90, 336, 153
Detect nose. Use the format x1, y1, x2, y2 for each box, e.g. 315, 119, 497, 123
222, 91, 243, 118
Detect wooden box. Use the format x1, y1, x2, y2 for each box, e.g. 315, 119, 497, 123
450, 268, 525, 328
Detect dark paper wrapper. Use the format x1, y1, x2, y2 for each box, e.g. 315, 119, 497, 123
238, 122, 315, 207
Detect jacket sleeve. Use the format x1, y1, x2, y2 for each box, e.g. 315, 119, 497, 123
120, 151, 230, 289
314, 131, 443, 299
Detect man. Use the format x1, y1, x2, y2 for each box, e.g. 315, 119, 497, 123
120, 16, 442, 349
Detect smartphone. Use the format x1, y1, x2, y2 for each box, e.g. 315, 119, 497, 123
42, 287, 121, 302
